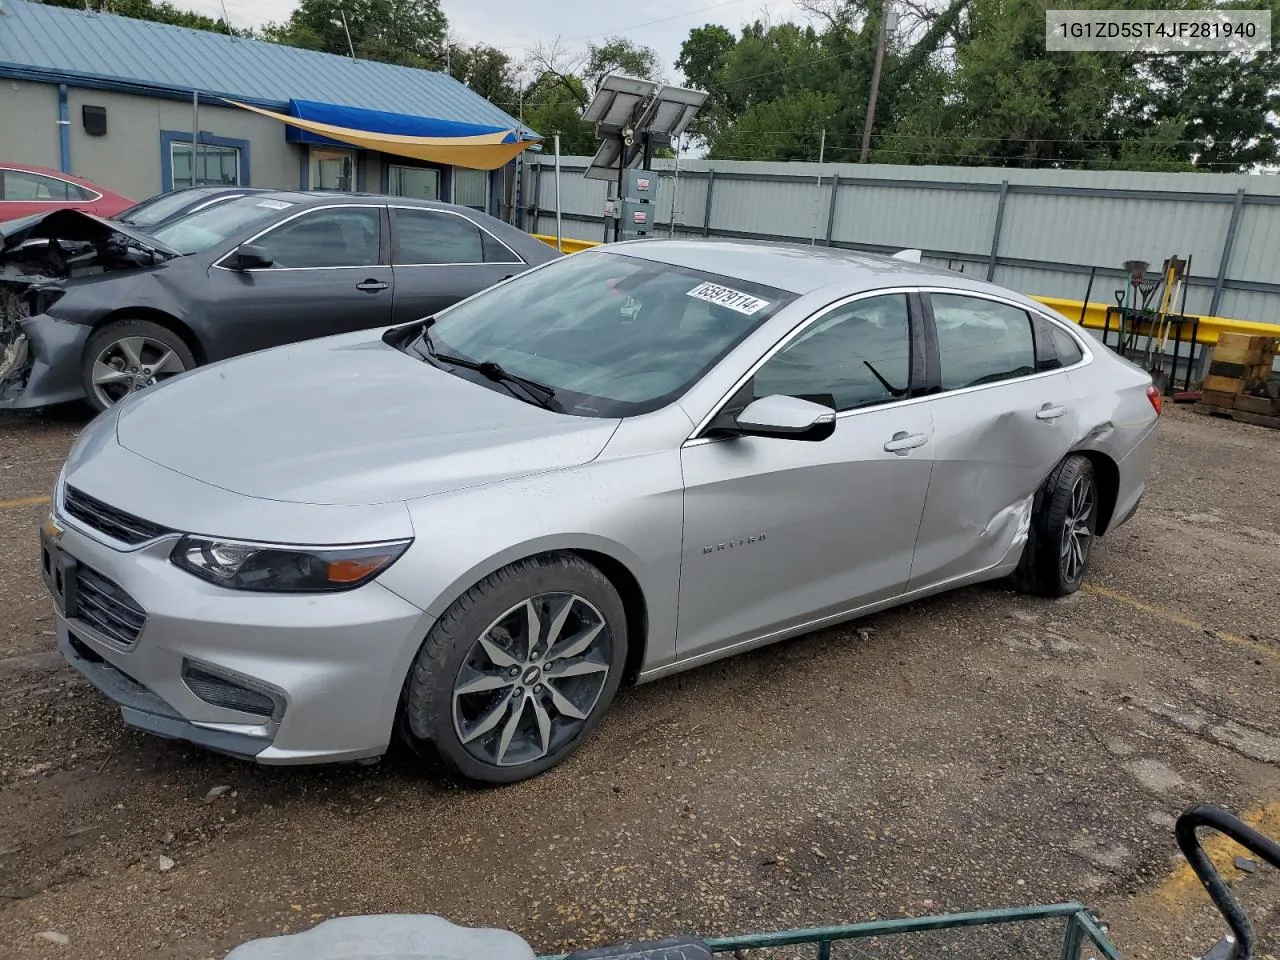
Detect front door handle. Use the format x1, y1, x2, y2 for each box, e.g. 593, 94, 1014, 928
356, 279, 390, 292
884, 431, 928, 454
1036, 403, 1068, 421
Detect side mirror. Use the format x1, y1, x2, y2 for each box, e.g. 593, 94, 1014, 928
231, 243, 273, 270
735, 394, 836, 442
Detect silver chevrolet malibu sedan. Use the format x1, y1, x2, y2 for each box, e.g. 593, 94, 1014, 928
40, 240, 1159, 783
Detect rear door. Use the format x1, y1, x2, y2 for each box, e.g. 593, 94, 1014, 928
389, 207, 524, 323
200, 203, 393, 358
906, 291, 1080, 592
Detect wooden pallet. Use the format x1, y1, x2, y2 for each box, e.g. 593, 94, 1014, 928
1192, 401, 1280, 430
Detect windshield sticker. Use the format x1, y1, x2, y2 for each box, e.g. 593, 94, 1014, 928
686, 281, 771, 315
256, 200, 294, 210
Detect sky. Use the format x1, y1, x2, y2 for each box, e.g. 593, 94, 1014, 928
174, 0, 805, 82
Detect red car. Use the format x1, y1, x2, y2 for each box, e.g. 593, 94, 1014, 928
0, 163, 133, 223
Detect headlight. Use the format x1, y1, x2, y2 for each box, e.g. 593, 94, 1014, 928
170, 536, 412, 593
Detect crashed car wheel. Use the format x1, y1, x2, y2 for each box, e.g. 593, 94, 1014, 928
1015, 454, 1098, 598
82, 319, 194, 411
398, 553, 628, 784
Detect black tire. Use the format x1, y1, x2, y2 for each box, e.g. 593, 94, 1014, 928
82, 318, 196, 411
398, 553, 628, 785
1015, 454, 1099, 598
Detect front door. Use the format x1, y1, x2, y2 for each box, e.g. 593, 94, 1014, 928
677, 292, 935, 661
389, 207, 523, 323
202, 204, 393, 359
906, 292, 1081, 591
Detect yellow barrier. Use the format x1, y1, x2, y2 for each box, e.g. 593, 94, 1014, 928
531, 234, 601, 255
530, 234, 1277, 344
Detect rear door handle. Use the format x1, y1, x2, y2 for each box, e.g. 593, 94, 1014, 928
884, 431, 928, 454
356, 279, 390, 292
1036, 403, 1068, 421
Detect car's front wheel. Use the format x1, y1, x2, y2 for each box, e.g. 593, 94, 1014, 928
399, 553, 628, 784
1016, 453, 1099, 597
82, 318, 194, 411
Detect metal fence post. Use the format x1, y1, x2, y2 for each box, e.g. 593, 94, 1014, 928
986, 179, 1009, 282
825, 173, 840, 246
702, 170, 716, 237
1210, 188, 1245, 317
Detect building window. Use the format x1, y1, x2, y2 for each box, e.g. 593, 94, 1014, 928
388, 164, 440, 200
171, 142, 241, 189
453, 167, 488, 211
311, 148, 355, 191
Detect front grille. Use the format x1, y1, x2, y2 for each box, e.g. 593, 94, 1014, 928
75, 566, 147, 647
182, 662, 280, 720
63, 486, 171, 546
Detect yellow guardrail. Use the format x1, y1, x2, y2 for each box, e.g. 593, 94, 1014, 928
532, 234, 601, 255
531, 234, 1277, 344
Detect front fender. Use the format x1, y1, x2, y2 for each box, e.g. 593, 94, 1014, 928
0, 313, 92, 409
377, 450, 686, 676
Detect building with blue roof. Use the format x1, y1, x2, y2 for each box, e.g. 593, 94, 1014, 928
0, 0, 538, 213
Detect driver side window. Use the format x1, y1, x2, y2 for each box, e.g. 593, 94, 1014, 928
254, 207, 381, 269
753, 294, 912, 411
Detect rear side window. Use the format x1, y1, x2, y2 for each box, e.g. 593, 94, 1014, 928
396, 209, 499, 264
1051, 326, 1085, 366
931, 294, 1037, 390
2, 170, 90, 201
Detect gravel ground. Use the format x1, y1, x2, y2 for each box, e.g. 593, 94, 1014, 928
0, 403, 1276, 960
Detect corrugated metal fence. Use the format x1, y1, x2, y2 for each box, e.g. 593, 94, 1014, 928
518, 157, 1280, 326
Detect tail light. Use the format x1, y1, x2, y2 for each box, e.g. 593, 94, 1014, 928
1146, 384, 1163, 415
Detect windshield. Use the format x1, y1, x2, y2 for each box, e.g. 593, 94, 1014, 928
117, 190, 228, 227
150, 195, 295, 255
116, 191, 195, 226
424, 249, 795, 418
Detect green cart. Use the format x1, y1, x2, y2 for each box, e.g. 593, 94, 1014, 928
541, 806, 1279, 960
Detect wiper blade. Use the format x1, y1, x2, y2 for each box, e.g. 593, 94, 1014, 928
423, 334, 561, 411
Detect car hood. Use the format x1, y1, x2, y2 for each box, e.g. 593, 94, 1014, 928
114, 333, 621, 506
0, 208, 180, 258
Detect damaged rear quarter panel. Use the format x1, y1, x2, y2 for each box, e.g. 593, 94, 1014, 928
906, 370, 1084, 592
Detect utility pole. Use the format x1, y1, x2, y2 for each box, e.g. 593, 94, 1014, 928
859, 1, 892, 163
338, 0, 356, 59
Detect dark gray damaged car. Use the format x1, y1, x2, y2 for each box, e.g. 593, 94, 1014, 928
0, 193, 558, 411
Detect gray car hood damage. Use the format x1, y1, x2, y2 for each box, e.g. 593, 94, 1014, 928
0, 208, 181, 258
115, 333, 621, 506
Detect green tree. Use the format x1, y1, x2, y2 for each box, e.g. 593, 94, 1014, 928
263, 0, 446, 67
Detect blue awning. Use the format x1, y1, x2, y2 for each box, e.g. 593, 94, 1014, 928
284, 98, 521, 148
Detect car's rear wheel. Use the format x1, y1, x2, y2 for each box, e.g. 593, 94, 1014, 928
398, 553, 627, 784
1016, 454, 1098, 597
82, 318, 194, 411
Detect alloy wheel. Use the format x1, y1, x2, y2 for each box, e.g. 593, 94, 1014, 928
91, 336, 188, 407
452, 592, 612, 768
1060, 475, 1096, 584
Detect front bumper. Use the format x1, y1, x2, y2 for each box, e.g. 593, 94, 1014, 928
46, 513, 433, 765
0, 313, 91, 410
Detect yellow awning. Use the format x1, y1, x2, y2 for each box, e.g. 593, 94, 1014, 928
227, 100, 538, 170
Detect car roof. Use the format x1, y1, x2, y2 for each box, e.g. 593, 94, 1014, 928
600, 238, 1011, 299
248, 191, 506, 217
